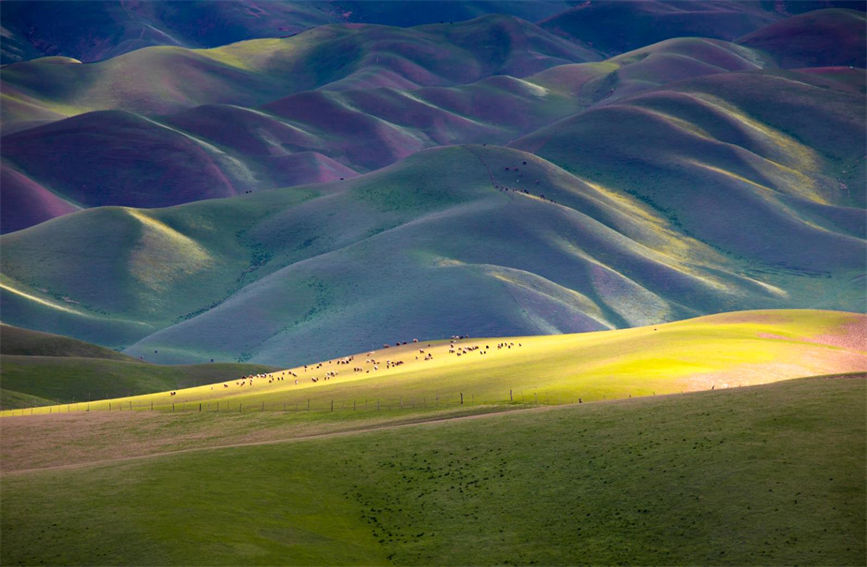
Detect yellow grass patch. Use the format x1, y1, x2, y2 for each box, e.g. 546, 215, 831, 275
5, 310, 864, 416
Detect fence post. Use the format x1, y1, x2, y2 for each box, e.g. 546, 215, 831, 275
199, 403, 202, 412
331, 400, 334, 412
460, 392, 463, 405
510, 389, 513, 402
172, 403, 174, 412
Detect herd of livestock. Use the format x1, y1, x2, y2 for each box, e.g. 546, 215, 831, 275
184, 337, 525, 397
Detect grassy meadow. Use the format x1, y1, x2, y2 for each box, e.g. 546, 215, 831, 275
1, 374, 863, 565
4, 309, 863, 417
0, 324, 278, 410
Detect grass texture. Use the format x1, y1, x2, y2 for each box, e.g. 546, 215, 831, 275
4, 309, 863, 416
1, 374, 863, 565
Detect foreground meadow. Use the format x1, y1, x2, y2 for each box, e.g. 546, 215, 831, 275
1, 374, 864, 565
2, 309, 864, 565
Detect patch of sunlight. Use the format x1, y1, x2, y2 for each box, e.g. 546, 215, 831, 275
400, 91, 491, 128
585, 261, 673, 326
434, 257, 465, 268
504, 77, 549, 97
686, 93, 822, 175
683, 158, 833, 226
486, 264, 608, 321
544, 211, 730, 293
0, 276, 83, 315
727, 43, 768, 68
199, 38, 296, 71
126, 209, 214, 292
628, 105, 714, 140
138, 115, 257, 187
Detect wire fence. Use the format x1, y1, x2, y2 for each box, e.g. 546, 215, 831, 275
2, 389, 581, 417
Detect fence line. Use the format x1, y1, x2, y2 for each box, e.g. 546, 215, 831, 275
0, 390, 582, 417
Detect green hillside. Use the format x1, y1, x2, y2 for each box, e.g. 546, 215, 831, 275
0, 15, 599, 132
6, 309, 863, 417
1, 323, 134, 359
2, 140, 863, 366
0, 8, 863, 368
2, 31, 775, 221
0, 324, 277, 409
2, 374, 863, 565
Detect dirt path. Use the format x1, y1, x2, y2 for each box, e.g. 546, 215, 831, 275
1, 404, 557, 477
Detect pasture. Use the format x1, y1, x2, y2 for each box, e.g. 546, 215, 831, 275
3, 309, 863, 418
1, 374, 863, 565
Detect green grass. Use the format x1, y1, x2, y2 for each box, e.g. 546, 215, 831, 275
6, 309, 863, 417
0, 356, 278, 409
1, 323, 134, 359
1, 374, 863, 565
2, 140, 864, 367
0, 323, 279, 409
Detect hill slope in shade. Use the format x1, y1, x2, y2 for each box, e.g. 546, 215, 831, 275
2, 110, 242, 208
0, 324, 278, 409
1, 141, 863, 365
0, 165, 81, 233
0, 14, 598, 131
539, 0, 779, 54
0, 323, 134, 360
0, 1, 577, 65
738, 8, 867, 69
1, 32, 777, 231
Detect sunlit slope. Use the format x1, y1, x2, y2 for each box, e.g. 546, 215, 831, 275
512, 71, 865, 301
11, 310, 864, 415
2, 144, 863, 364
531, 36, 769, 103
0, 183, 322, 346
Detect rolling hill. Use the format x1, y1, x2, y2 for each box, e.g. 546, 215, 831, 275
4, 8, 860, 236
2, 29, 778, 231
5, 308, 862, 417
1, 5, 865, 566
4, 9, 860, 235
737, 8, 867, 69
539, 0, 779, 54
1, 372, 864, 565
0, 5, 863, 369
0, 14, 599, 133
0, 1, 577, 65
0, 324, 277, 409
2, 60, 863, 365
